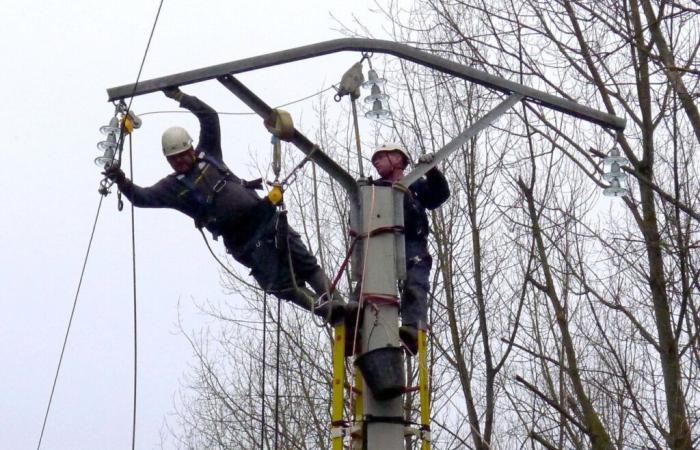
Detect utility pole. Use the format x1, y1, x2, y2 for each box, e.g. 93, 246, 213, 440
352, 182, 406, 450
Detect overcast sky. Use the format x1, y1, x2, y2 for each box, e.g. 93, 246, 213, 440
0, 1, 388, 449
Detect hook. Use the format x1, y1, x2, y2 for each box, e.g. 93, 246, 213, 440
331, 82, 347, 102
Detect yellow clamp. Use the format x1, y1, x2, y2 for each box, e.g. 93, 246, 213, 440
121, 111, 141, 135
264, 109, 295, 142
122, 116, 135, 134
268, 183, 284, 205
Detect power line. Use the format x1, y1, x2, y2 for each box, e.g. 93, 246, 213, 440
127, 134, 140, 450
260, 293, 268, 450
38, 0, 166, 430
117, 1, 167, 449
274, 296, 282, 450
137, 85, 336, 117
124, 0, 165, 114
37, 196, 104, 450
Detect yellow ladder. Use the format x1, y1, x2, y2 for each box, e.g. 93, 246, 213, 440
417, 328, 431, 449
331, 323, 347, 450
351, 370, 364, 449
331, 325, 431, 449
331, 322, 366, 449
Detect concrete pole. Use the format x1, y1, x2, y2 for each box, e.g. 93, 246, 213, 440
353, 181, 406, 450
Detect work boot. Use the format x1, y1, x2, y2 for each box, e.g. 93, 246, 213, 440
307, 269, 336, 299
282, 286, 346, 325
399, 325, 419, 355
313, 296, 346, 325
283, 286, 317, 310
307, 270, 350, 324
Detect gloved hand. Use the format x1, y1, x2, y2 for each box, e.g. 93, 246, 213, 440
418, 153, 435, 164
267, 183, 284, 205
163, 86, 183, 101
103, 164, 126, 184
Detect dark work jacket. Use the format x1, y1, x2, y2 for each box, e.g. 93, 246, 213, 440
375, 167, 450, 259
404, 167, 450, 255
118, 94, 272, 257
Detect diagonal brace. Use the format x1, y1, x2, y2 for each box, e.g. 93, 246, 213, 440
397, 94, 524, 189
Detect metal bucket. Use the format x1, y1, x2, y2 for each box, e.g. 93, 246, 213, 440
354, 346, 405, 400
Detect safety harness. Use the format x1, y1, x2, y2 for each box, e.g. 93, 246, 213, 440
175, 150, 262, 239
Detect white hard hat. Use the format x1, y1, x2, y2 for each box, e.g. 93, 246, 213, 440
372, 142, 411, 167
162, 126, 193, 157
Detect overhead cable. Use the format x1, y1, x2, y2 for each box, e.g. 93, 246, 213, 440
36, 197, 104, 450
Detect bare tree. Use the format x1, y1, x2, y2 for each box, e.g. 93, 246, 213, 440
362, 0, 700, 448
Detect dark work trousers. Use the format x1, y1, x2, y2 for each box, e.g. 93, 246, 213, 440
401, 240, 432, 328
227, 219, 323, 301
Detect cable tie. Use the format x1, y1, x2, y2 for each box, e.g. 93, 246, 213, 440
363, 414, 407, 425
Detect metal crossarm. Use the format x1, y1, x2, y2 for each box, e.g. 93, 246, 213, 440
107, 38, 624, 131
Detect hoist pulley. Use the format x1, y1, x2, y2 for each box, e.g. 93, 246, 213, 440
334, 62, 364, 102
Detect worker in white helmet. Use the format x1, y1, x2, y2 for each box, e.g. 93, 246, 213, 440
105, 87, 346, 324
370, 143, 450, 354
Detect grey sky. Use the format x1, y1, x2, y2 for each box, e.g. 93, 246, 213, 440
0, 1, 386, 448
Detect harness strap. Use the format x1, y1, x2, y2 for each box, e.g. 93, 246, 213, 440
175, 173, 219, 236
198, 151, 232, 176
175, 151, 264, 238
175, 173, 209, 206
194, 151, 263, 189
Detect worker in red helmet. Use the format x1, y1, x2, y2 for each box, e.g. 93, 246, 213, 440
371, 143, 450, 353
105, 87, 346, 324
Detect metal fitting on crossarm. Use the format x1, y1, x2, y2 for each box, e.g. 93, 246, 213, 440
335, 61, 365, 101
264, 109, 295, 141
